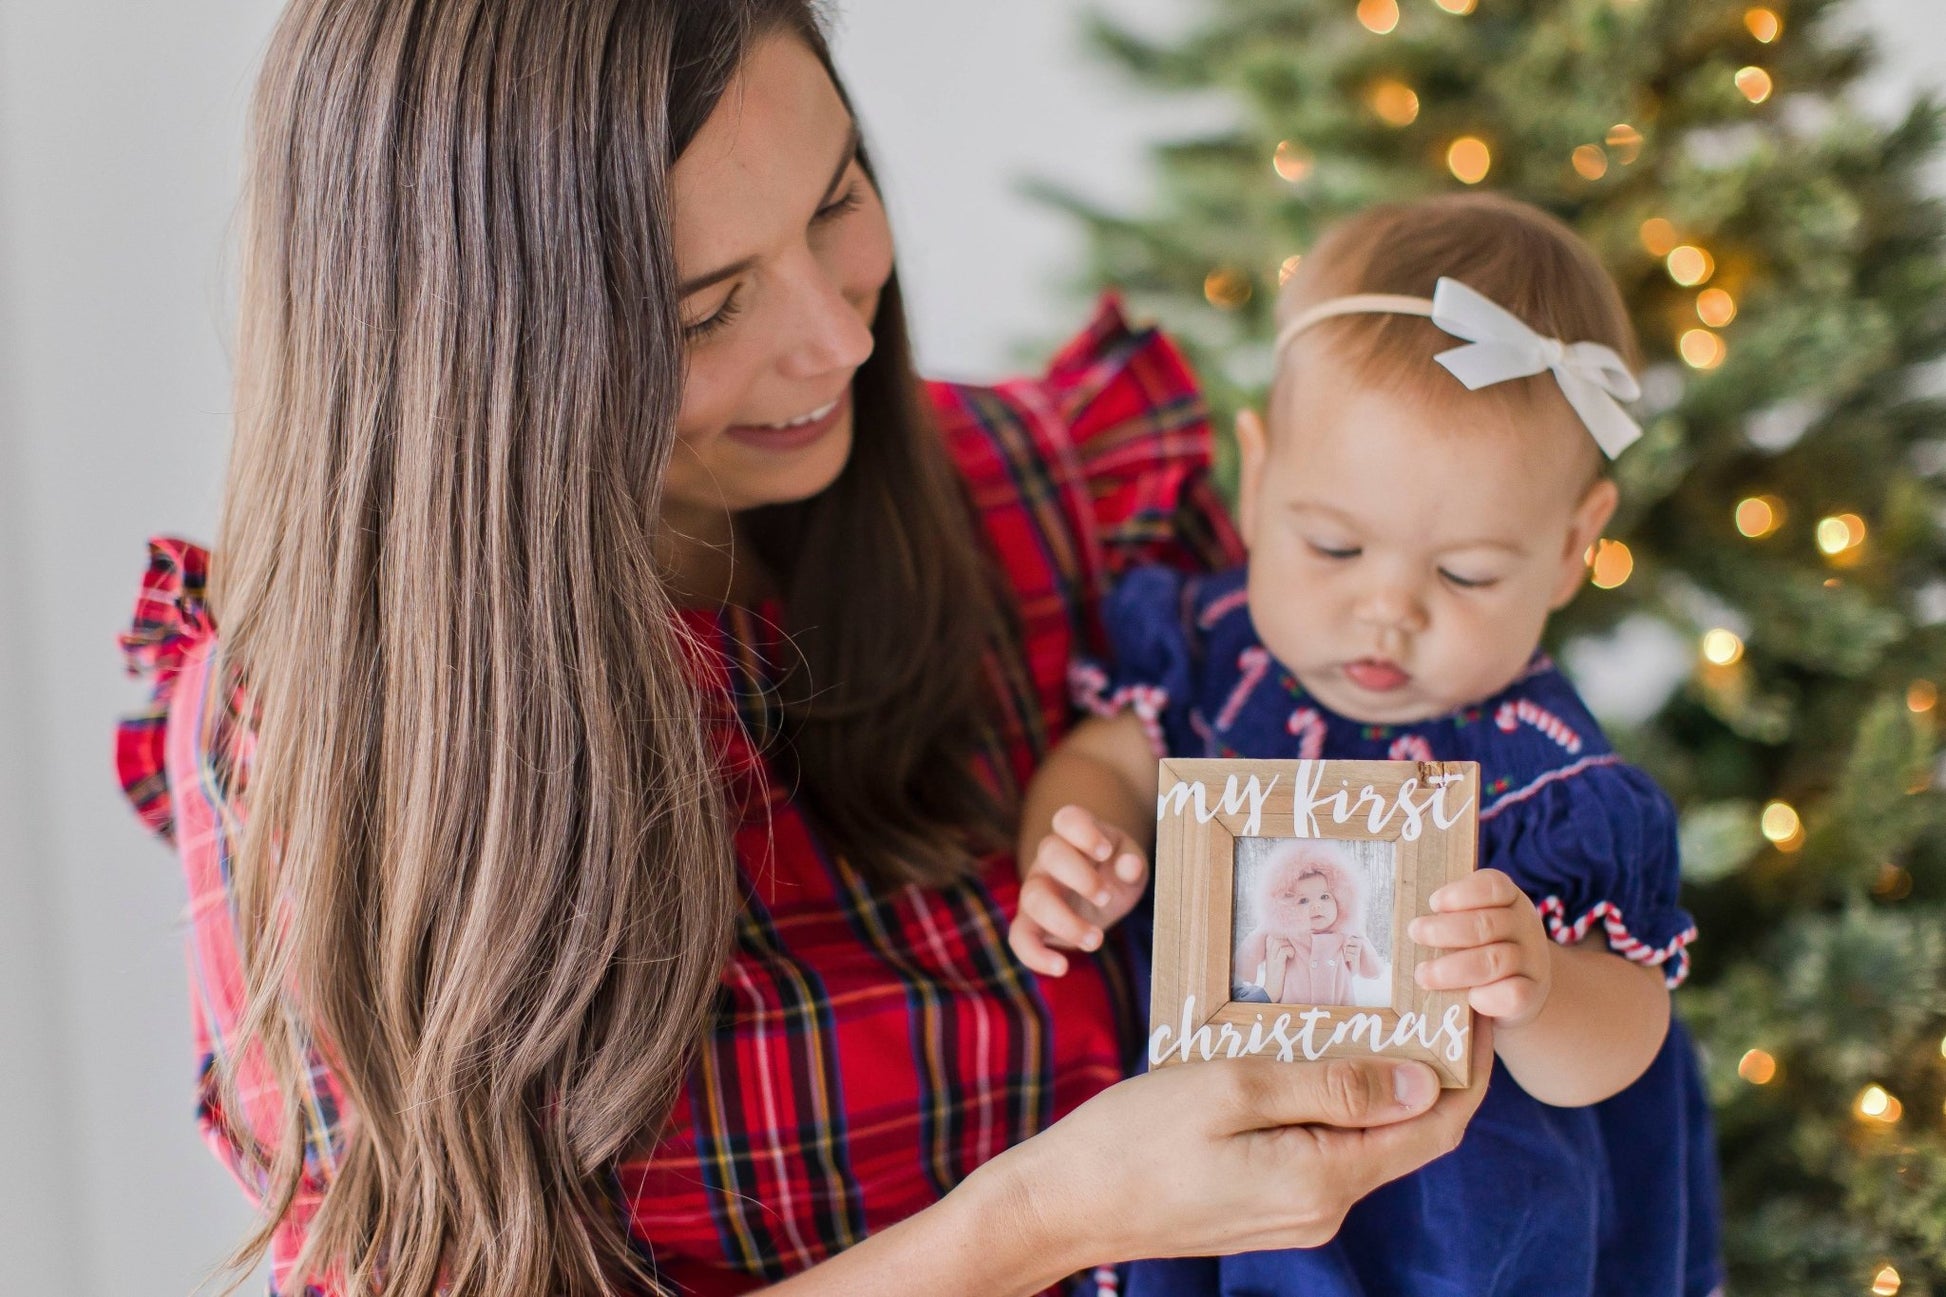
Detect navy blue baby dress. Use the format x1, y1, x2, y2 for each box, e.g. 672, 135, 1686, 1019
1078, 566, 1724, 1297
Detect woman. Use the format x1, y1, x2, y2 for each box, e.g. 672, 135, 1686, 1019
115, 2, 1483, 1294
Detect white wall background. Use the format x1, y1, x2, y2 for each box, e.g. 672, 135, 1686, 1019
0, 2, 1940, 1293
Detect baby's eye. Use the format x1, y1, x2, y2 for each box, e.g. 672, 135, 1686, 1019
1309, 541, 1361, 561
1439, 568, 1499, 590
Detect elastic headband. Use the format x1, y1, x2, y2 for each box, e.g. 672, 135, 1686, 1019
1272, 276, 1643, 459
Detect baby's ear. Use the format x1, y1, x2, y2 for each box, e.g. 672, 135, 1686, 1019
1552, 477, 1620, 609
1235, 409, 1270, 548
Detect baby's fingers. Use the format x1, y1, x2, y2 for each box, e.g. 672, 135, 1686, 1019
1051, 804, 1119, 863
1426, 869, 1522, 915
1407, 905, 1522, 952
1017, 873, 1104, 956
1414, 941, 1528, 993
1033, 833, 1113, 908
1009, 914, 1074, 977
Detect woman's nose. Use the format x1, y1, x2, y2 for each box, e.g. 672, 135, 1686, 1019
777, 262, 876, 382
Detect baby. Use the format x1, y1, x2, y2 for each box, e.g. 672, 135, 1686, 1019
1007, 194, 1721, 1295
1235, 841, 1382, 1007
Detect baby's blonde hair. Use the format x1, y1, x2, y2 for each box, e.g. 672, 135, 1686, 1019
1276, 193, 1639, 454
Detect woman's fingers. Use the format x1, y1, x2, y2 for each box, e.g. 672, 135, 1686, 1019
1033, 834, 1112, 907
1314, 1022, 1492, 1202
1217, 1055, 1439, 1132
1017, 874, 1102, 953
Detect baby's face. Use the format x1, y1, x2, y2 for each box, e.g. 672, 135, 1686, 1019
1237, 347, 1617, 725
1291, 876, 1337, 931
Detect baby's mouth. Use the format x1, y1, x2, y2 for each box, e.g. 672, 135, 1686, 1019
1343, 658, 1411, 692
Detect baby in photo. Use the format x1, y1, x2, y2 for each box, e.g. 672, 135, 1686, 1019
1233, 840, 1385, 1008
1006, 192, 1721, 1295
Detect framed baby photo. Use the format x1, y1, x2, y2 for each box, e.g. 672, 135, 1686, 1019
1148, 758, 1481, 1088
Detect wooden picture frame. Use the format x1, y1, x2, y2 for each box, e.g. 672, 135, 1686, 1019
1148, 758, 1481, 1088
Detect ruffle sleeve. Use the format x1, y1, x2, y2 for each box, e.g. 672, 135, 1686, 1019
116, 536, 215, 844
1482, 758, 1698, 987
1069, 565, 1201, 760
1035, 294, 1243, 580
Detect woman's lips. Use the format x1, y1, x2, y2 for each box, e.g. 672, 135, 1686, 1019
1343, 658, 1411, 692
724, 390, 851, 451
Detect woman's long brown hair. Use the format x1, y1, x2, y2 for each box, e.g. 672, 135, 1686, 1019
209, 0, 1016, 1293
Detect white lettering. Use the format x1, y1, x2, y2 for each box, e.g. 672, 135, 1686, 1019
1156, 773, 1281, 837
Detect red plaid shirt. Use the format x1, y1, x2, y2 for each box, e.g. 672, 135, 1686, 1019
116, 297, 1240, 1296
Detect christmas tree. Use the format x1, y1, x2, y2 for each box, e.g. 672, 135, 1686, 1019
1045, 0, 1946, 1289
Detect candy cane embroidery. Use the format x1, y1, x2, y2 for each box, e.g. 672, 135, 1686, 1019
1197, 585, 1251, 629
1216, 647, 1272, 731
1287, 706, 1326, 759
1388, 734, 1434, 763
1494, 698, 1583, 754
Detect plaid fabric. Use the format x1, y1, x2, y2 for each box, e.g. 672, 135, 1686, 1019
115, 296, 1240, 1296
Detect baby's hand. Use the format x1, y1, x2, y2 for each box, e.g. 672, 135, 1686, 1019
1407, 870, 1553, 1026
1008, 805, 1150, 978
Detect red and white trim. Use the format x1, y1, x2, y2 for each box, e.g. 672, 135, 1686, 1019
1070, 660, 1169, 757
1538, 895, 1695, 987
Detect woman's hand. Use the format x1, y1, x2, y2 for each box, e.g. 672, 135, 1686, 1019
1008, 804, 1151, 976
972, 1030, 1492, 1284
1408, 869, 1554, 1025
764, 1032, 1491, 1297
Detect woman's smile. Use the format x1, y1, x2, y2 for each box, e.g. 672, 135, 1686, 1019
725, 388, 851, 451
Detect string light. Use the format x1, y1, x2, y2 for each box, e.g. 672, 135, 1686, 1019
1680, 328, 1726, 370
1745, 7, 1782, 43
1639, 218, 1679, 257
1605, 123, 1644, 164
1701, 629, 1745, 667
1433, 0, 1478, 12
1855, 1085, 1903, 1125
1203, 269, 1253, 310
1909, 680, 1938, 714
1735, 495, 1785, 538
1357, 0, 1401, 34
1873, 1264, 1902, 1297
1447, 136, 1492, 184
1587, 539, 1634, 589
1737, 1048, 1777, 1084
1667, 245, 1716, 286
1274, 139, 1316, 183
1816, 513, 1867, 556
1761, 800, 1803, 851
1736, 66, 1774, 103
1278, 254, 1304, 285
1368, 78, 1421, 126
1698, 288, 1738, 327
1572, 145, 1609, 180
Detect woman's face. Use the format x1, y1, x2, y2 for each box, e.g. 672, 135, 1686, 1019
665, 33, 894, 522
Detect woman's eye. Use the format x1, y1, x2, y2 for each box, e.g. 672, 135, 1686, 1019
1309, 541, 1361, 561
813, 181, 865, 225
684, 287, 744, 341
1439, 568, 1498, 590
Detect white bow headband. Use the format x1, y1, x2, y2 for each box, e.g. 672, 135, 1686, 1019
1272, 276, 1644, 459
